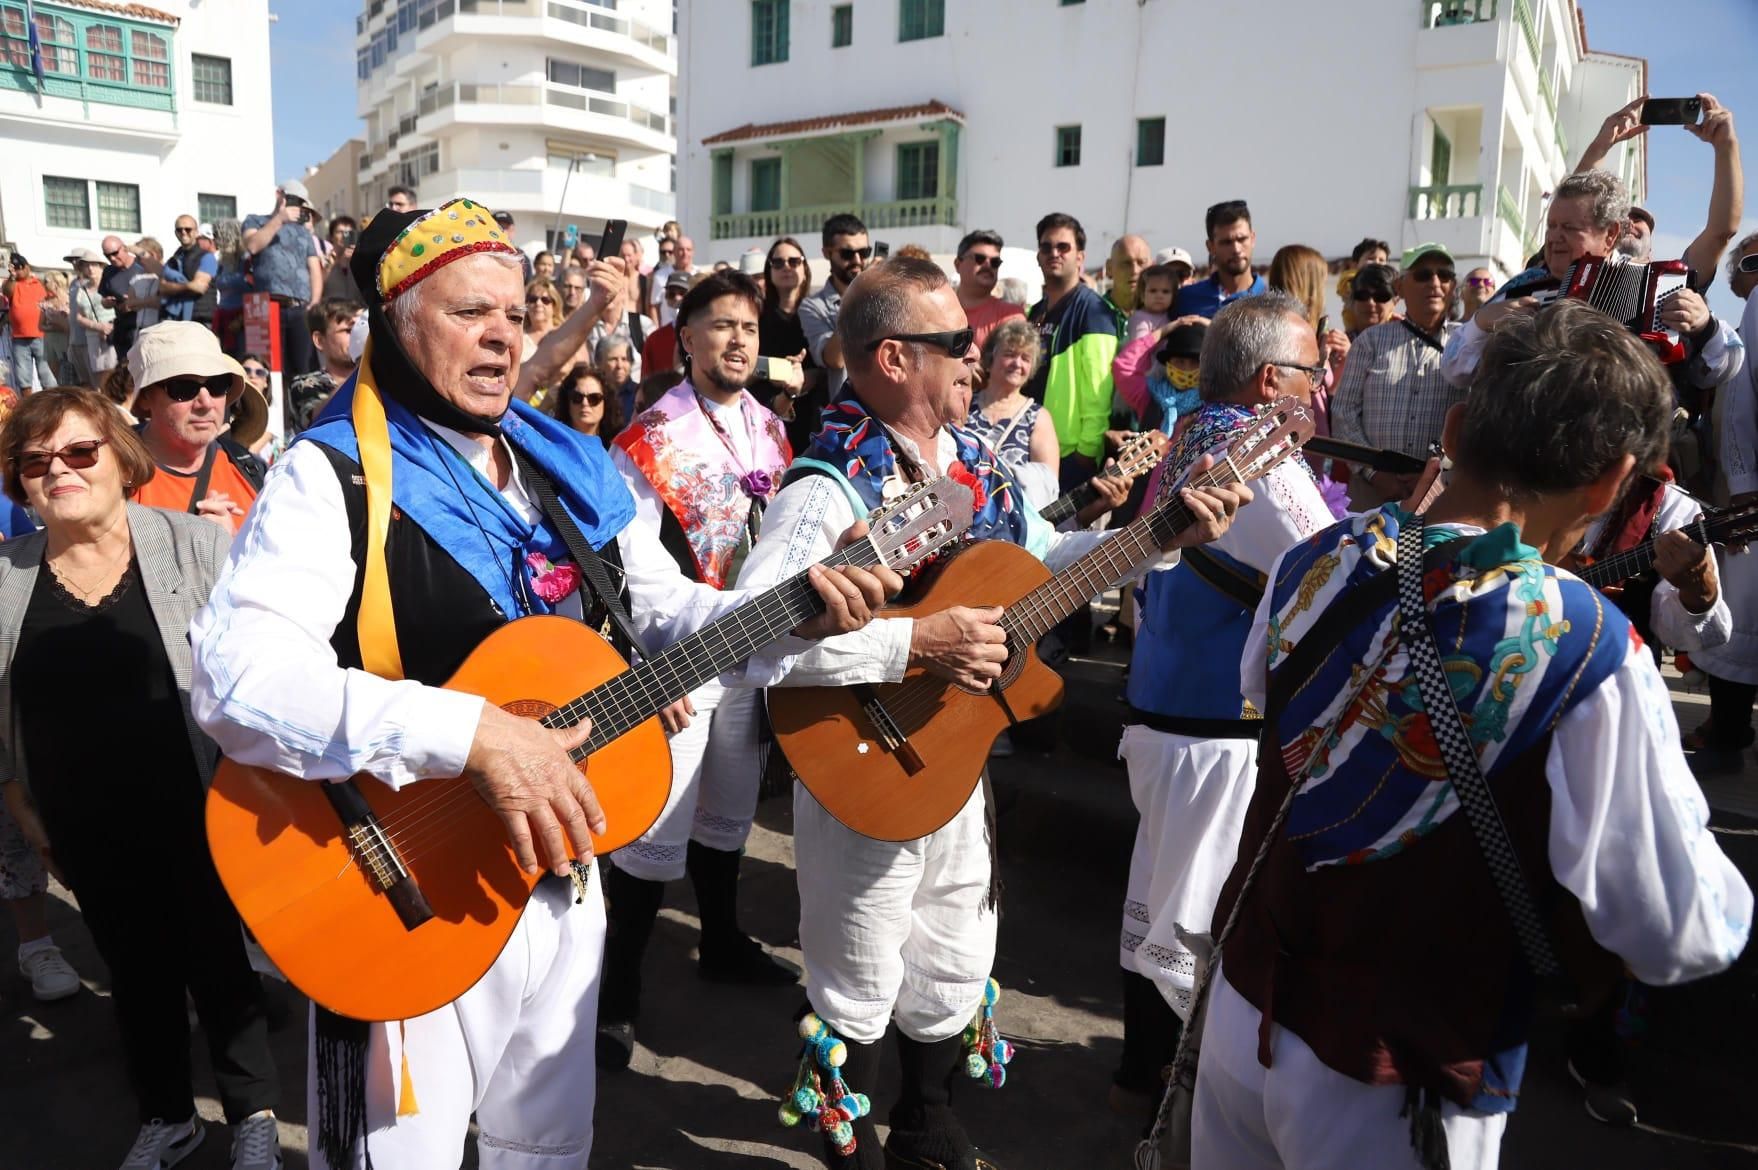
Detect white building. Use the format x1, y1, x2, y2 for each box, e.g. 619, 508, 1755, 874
355, 0, 678, 254
0, 0, 275, 267
678, 0, 1647, 282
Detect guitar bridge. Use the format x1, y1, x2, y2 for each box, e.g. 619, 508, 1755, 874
326, 780, 436, 932
853, 684, 925, 774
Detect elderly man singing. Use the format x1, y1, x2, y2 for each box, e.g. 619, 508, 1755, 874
189, 200, 897, 1169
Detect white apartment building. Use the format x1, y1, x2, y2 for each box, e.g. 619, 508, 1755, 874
355, 0, 678, 254
678, 0, 1648, 282
0, 0, 274, 267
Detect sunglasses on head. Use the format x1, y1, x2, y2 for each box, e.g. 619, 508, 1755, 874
837, 246, 874, 263
161, 375, 232, 402
769, 255, 805, 269
564, 388, 605, 406
17, 438, 106, 479
864, 327, 975, 357
1352, 288, 1394, 304
965, 253, 1003, 270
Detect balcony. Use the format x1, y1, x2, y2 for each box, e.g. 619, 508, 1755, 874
408, 81, 671, 149
712, 197, 958, 243
542, 0, 671, 58
1421, 0, 1496, 27
1512, 0, 1539, 62
420, 166, 677, 226
1408, 183, 1483, 219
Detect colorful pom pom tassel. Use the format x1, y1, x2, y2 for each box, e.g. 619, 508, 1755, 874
961, 976, 1015, 1089
777, 1013, 872, 1152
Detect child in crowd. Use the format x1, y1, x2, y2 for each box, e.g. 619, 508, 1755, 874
1125, 263, 1179, 341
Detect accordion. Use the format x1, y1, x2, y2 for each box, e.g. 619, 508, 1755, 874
1530, 257, 1690, 364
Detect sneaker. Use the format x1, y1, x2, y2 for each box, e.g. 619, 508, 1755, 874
19, 942, 79, 1001
120, 1115, 204, 1169
229, 1111, 281, 1170
1567, 1059, 1638, 1127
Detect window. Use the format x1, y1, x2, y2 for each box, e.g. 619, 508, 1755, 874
899, 0, 943, 41
1136, 117, 1165, 167
396, 0, 416, 34
750, 157, 782, 212
85, 23, 125, 81
1432, 124, 1453, 184
1061, 0, 1085, 4
96, 181, 141, 233
130, 28, 168, 88
896, 141, 938, 200
198, 193, 237, 224
43, 176, 89, 230
1054, 124, 1081, 167
192, 53, 232, 104
751, 0, 788, 66
357, 47, 369, 81
832, 3, 852, 47
0, 7, 75, 74
712, 152, 733, 216
547, 57, 615, 93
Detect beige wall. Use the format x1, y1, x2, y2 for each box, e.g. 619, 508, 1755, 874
303, 138, 367, 225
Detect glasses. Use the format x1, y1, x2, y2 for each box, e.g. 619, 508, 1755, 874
565, 389, 605, 407
526, 294, 555, 306
1740, 254, 1758, 274
1408, 268, 1456, 284
864, 328, 975, 357
836, 247, 875, 263
17, 438, 106, 479
665, 286, 687, 299
161, 375, 232, 402
174, 225, 197, 235
564, 283, 586, 294
241, 365, 269, 378
1352, 288, 1394, 304
1466, 276, 1497, 289
1272, 360, 1328, 385
769, 255, 806, 270
964, 253, 1003, 270
659, 247, 675, 257
103, 248, 121, 259
1037, 240, 1074, 256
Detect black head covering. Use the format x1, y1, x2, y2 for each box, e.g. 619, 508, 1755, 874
1156, 322, 1207, 364
351, 208, 505, 436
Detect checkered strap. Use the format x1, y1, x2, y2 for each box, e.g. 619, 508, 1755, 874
1396, 517, 1560, 978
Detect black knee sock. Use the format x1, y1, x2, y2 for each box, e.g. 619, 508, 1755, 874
888, 1032, 974, 1165
820, 1034, 886, 1170
1116, 969, 1181, 1093
600, 864, 665, 1023
687, 840, 745, 951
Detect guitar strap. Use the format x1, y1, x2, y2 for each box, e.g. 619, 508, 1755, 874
510, 446, 650, 662
1181, 545, 1267, 611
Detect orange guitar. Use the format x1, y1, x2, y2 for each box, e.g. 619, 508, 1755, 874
205, 476, 973, 1022
768, 399, 1314, 842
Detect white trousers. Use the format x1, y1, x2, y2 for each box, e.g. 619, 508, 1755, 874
611, 678, 763, 881
793, 780, 996, 1044
1193, 971, 1505, 1170
309, 873, 606, 1170
1119, 726, 1257, 1019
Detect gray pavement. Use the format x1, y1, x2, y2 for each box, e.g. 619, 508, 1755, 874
4, 636, 1757, 1168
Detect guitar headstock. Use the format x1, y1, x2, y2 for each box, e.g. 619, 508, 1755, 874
1106, 430, 1166, 482
865, 476, 975, 575
1195, 396, 1316, 489
1706, 498, 1758, 553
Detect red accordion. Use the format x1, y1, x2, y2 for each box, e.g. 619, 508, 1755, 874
1532, 256, 1691, 364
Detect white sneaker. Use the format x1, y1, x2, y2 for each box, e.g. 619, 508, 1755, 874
19, 942, 79, 1001
229, 1111, 281, 1170
120, 1115, 204, 1169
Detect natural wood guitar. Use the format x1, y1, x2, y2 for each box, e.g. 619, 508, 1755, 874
1038, 430, 1165, 526
769, 399, 1315, 841
205, 477, 973, 1022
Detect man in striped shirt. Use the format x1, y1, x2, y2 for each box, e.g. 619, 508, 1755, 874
1329, 242, 1463, 510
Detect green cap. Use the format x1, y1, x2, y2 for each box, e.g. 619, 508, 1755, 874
1401, 242, 1454, 270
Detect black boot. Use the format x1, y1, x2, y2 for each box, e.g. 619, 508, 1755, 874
884, 1032, 1002, 1170
1113, 970, 1180, 1115
688, 840, 799, 985
819, 1033, 886, 1170
597, 862, 665, 1071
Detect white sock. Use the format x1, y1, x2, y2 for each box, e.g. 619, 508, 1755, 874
17, 936, 54, 961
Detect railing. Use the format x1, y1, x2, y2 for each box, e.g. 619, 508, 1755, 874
1421, 0, 1496, 27
410, 80, 671, 139
417, 80, 543, 118
1408, 183, 1484, 219
1512, 0, 1539, 62
546, 0, 672, 54
712, 197, 958, 242
1538, 70, 1557, 121
1555, 120, 1569, 162
545, 85, 670, 136
1498, 184, 1527, 249
422, 168, 677, 218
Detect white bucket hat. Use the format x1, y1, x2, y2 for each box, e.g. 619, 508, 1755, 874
128, 321, 267, 445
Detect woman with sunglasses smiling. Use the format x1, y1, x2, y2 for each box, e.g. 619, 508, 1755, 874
1342, 262, 1400, 338
549, 364, 622, 446
757, 236, 819, 450
521, 276, 564, 363
0, 387, 284, 1170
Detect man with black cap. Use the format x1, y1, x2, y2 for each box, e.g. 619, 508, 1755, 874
189, 197, 897, 1169
243, 180, 325, 379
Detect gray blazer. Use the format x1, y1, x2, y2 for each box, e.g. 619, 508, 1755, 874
0, 503, 231, 792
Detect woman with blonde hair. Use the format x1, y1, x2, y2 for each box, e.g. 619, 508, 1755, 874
38, 270, 72, 385
521, 276, 563, 360
1268, 244, 1351, 515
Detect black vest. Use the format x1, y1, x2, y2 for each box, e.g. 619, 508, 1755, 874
312, 442, 629, 685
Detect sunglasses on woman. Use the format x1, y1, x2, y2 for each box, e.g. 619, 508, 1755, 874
17, 438, 106, 479
526, 294, 555, 306
162, 375, 233, 402
565, 389, 605, 407
769, 255, 805, 270
242, 365, 269, 378
1352, 288, 1394, 304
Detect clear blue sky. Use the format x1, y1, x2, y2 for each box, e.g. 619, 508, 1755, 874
269, 0, 1756, 313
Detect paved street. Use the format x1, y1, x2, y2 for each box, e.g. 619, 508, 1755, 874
4, 629, 1756, 1168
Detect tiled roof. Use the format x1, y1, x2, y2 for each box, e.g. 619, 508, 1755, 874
47, 0, 180, 25
702, 100, 963, 146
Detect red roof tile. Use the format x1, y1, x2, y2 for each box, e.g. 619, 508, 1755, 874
48, 0, 179, 25
702, 100, 963, 146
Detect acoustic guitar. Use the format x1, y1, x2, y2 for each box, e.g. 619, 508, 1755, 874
1039, 430, 1166, 526
1573, 499, 1758, 589
205, 476, 974, 1022
769, 398, 1315, 842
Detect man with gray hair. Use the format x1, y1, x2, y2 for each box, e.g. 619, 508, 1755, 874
1112, 291, 1335, 1113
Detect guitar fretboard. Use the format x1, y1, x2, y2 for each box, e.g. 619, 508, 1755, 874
1576, 514, 1711, 589
541, 540, 881, 757
1003, 495, 1194, 644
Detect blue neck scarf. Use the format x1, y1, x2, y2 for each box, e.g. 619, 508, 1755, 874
300, 373, 635, 619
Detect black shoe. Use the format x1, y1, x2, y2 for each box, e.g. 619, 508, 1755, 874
698, 931, 801, 986
595, 1019, 635, 1072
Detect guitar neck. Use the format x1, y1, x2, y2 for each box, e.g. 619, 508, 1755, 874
1577, 513, 1710, 588
1004, 495, 1191, 644
545, 541, 876, 754
1040, 482, 1095, 527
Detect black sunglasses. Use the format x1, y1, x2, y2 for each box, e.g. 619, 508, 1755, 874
1037, 240, 1073, 256
103, 248, 121, 259
837, 247, 874, 262
565, 388, 605, 406
174, 225, 198, 235
769, 255, 805, 269
17, 438, 105, 479
864, 328, 974, 357
1740, 254, 1758, 274
161, 375, 232, 402
1408, 268, 1456, 284
1352, 288, 1394, 304
964, 253, 1003, 270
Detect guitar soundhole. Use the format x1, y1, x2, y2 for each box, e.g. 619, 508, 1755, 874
503, 698, 559, 719
955, 639, 1029, 696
